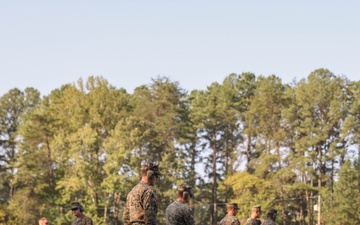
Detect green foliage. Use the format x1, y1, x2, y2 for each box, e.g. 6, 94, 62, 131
224, 171, 276, 222
7, 188, 39, 224
0, 71, 359, 225
323, 160, 360, 224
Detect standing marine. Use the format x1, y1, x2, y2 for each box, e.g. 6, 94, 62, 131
70, 202, 93, 225
219, 203, 240, 225
123, 161, 162, 225
261, 209, 277, 225
245, 206, 262, 225
166, 184, 195, 225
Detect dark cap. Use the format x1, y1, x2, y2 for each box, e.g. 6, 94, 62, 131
178, 184, 193, 198
267, 209, 277, 216
70, 202, 83, 210
141, 162, 162, 177
226, 203, 240, 210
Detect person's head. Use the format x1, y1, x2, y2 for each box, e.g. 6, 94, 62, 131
267, 209, 277, 221
39, 217, 49, 225
141, 161, 162, 186
177, 184, 193, 203
226, 203, 240, 216
71, 202, 84, 218
251, 206, 261, 219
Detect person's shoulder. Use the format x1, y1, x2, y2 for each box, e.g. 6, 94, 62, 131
167, 200, 190, 214
228, 215, 239, 222
220, 215, 238, 225
245, 217, 254, 225
231, 216, 240, 225
231, 215, 240, 220
166, 201, 176, 209
167, 200, 182, 210
130, 181, 153, 193
83, 215, 93, 224
131, 181, 144, 189
166, 201, 179, 215
84, 215, 93, 220
262, 219, 275, 225
140, 181, 155, 191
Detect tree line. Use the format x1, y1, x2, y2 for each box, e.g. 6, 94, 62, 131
0, 69, 359, 225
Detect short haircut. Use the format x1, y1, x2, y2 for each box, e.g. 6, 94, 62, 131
252, 206, 261, 212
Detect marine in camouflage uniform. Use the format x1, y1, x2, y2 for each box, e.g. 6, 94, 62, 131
219, 203, 240, 225
166, 184, 195, 225
71, 215, 93, 225
123, 162, 162, 225
261, 209, 277, 225
261, 219, 275, 225
245, 206, 262, 225
70, 202, 93, 225
245, 218, 261, 225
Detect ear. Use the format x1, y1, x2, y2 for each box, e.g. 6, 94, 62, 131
183, 191, 190, 200
147, 170, 154, 179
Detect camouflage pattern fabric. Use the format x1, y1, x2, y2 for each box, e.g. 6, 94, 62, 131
71, 215, 93, 225
219, 214, 241, 225
123, 181, 158, 225
166, 200, 195, 225
261, 219, 275, 225
245, 218, 261, 225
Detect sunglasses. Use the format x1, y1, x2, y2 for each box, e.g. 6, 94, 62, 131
71, 208, 79, 211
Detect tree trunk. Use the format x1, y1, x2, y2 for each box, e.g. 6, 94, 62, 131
212, 154, 217, 225
246, 135, 252, 172
305, 176, 314, 225
317, 146, 322, 225
276, 144, 286, 225
300, 206, 304, 225
211, 133, 218, 225
113, 192, 120, 225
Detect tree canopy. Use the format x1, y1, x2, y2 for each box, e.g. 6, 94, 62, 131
0, 71, 359, 225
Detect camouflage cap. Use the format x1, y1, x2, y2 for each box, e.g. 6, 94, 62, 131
70, 202, 83, 210
267, 209, 277, 216
226, 203, 240, 210
252, 205, 261, 212
141, 161, 162, 177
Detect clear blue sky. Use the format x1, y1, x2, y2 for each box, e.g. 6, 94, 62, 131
1, 1, 359, 96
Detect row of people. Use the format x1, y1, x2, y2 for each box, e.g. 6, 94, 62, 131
38, 201, 93, 225
123, 161, 278, 225
39, 161, 277, 225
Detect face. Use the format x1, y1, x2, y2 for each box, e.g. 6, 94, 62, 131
40, 220, 49, 225
230, 208, 238, 216
256, 209, 262, 218
71, 207, 82, 217
233, 208, 239, 215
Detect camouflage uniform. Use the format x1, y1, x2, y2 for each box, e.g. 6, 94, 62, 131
219, 215, 240, 225
261, 219, 275, 225
166, 200, 195, 225
123, 181, 158, 225
245, 218, 261, 225
71, 214, 93, 225
261, 209, 277, 225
